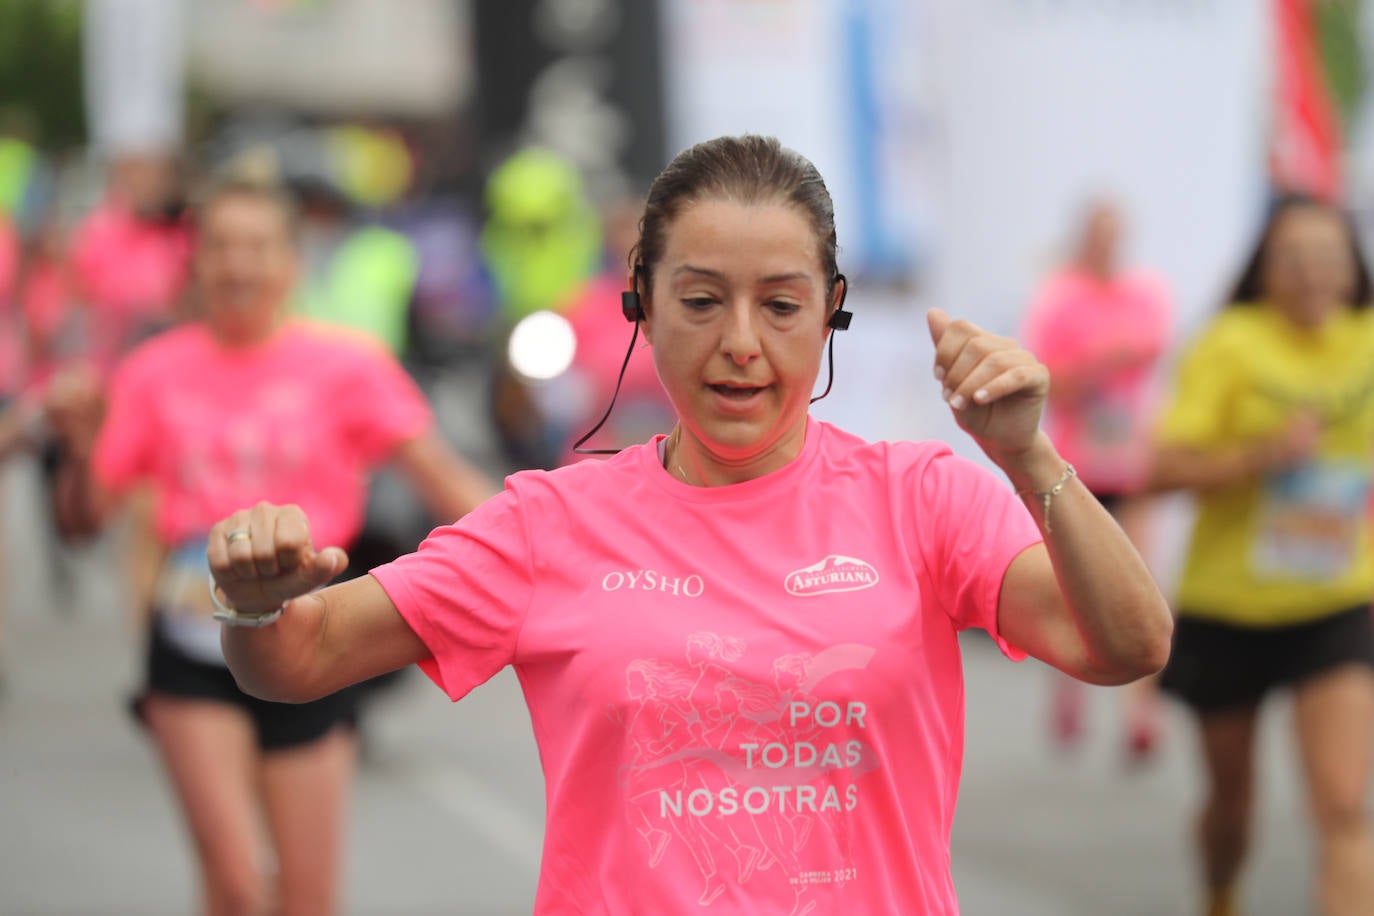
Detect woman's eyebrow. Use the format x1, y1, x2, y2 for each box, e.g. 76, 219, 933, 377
758, 271, 812, 286
673, 264, 725, 280
672, 264, 813, 286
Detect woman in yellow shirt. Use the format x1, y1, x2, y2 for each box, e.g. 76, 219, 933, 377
1153, 195, 1374, 916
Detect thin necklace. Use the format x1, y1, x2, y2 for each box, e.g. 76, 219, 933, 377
665, 428, 694, 486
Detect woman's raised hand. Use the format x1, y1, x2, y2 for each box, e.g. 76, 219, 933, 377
927, 308, 1050, 463
208, 502, 348, 616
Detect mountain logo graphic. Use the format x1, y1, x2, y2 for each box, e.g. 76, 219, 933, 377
784, 555, 880, 597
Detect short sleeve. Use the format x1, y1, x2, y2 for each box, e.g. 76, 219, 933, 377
1155, 321, 1232, 448
909, 449, 1042, 660
90, 359, 158, 494
369, 489, 532, 701
340, 341, 433, 464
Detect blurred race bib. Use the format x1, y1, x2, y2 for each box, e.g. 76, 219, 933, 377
1083, 393, 1134, 451
1251, 461, 1370, 581
152, 537, 225, 664
1075, 389, 1147, 488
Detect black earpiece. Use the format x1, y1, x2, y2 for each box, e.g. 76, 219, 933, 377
577, 267, 645, 454
622, 264, 646, 322
811, 273, 850, 404
827, 273, 852, 330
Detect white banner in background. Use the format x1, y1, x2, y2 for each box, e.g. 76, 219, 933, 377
925, 0, 1271, 345
659, 0, 933, 279
83, 0, 186, 154
660, 0, 1270, 449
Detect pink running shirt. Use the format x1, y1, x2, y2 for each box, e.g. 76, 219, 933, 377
373, 419, 1040, 914
0, 218, 23, 395
0, 217, 15, 304
92, 321, 432, 548
1022, 268, 1172, 493
69, 198, 190, 369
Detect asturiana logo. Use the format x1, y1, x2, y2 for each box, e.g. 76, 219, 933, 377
785, 555, 880, 597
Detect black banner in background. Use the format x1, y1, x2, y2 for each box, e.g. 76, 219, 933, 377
470, 0, 667, 198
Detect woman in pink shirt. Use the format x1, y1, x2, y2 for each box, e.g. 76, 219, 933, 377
206, 136, 1172, 914
46, 176, 492, 916
67, 153, 193, 373
1022, 200, 1174, 761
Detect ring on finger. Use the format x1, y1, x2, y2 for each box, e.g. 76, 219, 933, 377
225, 529, 252, 545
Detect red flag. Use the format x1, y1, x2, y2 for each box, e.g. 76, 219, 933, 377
1270, 0, 1343, 200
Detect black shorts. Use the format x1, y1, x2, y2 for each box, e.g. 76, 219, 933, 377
135, 614, 359, 752
1160, 605, 1374, 714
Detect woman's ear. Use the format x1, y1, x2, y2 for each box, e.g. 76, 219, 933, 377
627, 267, 653, 344
639, 298, 653, 345
826, 274, 852, 332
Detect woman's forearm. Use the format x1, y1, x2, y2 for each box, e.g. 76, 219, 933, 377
221, 574, 427, 703
221, 592, 330, 703
51, 452, 122, 539
995, 434, 1173, 683
393, 431, 498, 524
1146, 442, 1268, 493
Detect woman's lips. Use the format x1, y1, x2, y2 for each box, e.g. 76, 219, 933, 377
707, 382, 770, 407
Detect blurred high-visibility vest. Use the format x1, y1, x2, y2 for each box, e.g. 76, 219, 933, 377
298, 225, 418, 357
0, 137, 36, 219
480, 148, 601, 320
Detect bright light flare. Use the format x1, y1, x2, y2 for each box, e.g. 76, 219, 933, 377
508, 310, 577, 381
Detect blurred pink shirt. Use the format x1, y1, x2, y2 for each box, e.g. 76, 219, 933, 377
0, 218, 21, 395
373, 420, 1040, 914
93, 321, 431, 547
0, 217, 15, 299
69, 197, 190, 369
1022, 267, 1173, 493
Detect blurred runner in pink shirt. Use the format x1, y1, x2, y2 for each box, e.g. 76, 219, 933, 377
47, 175, 492, 916
1022, 199, 1174, 762
68, 153, 191, 373
0, 214, 22, 397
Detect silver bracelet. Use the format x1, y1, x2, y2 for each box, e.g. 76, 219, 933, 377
207, 573, 285, 628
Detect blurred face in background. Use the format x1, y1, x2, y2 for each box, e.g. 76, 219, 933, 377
1261, 204, 1356, 329
1077, 202, 1122, 278
110, 153, 182, 222
195, 191, 298, 345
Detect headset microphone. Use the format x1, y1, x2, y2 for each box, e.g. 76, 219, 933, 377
574, 270, 646, 454
811, 273, 850, 404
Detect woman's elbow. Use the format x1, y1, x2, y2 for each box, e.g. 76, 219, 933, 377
1109, 617, 1174, 684
1119, 642, 1171, 684
222, 641, 329, 704
1142, 622, 1174, 676
228, 668, 328, 704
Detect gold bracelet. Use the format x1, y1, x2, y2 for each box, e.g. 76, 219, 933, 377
1014, 463, 1077, 533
